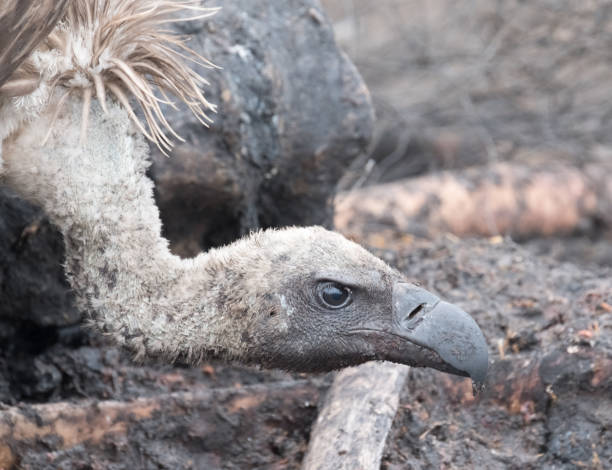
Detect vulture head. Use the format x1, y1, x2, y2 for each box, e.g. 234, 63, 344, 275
215, 227, 488, 387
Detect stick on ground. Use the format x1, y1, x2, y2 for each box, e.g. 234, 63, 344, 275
336, 162, 612, 241
302, 362, 409, 470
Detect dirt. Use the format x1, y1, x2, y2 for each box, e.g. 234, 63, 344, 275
379, 237, 611, 470
523, 231, 612, 270
0, 314, 310, 405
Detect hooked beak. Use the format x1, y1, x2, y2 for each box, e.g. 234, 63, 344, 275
384, 283, 489, 388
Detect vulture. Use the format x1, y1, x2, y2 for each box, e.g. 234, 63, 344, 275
0, 0, 488, 387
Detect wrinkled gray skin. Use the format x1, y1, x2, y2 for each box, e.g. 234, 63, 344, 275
232, 229, 489, 387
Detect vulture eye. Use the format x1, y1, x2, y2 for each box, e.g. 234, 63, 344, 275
318, 282, 352, 309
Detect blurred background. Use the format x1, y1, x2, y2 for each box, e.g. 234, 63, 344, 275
323, 0, 612, 269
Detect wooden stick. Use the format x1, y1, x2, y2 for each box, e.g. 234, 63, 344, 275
0, 380, 322, 469
335, 162, 612, 242
302, 362, 409, 470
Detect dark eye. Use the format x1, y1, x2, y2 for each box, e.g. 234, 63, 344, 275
318, 282, 352, 309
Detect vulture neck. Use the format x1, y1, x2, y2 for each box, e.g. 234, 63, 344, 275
2, 95, 246, 362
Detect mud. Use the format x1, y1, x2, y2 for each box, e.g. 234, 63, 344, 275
379, 237, 611, 470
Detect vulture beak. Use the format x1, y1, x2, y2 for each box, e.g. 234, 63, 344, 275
386, 283, 489, 389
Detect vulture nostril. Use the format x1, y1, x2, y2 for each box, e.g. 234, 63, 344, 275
407, 303, 425, 320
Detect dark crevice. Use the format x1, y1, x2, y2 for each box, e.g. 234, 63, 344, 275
407, 303, 425, 320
